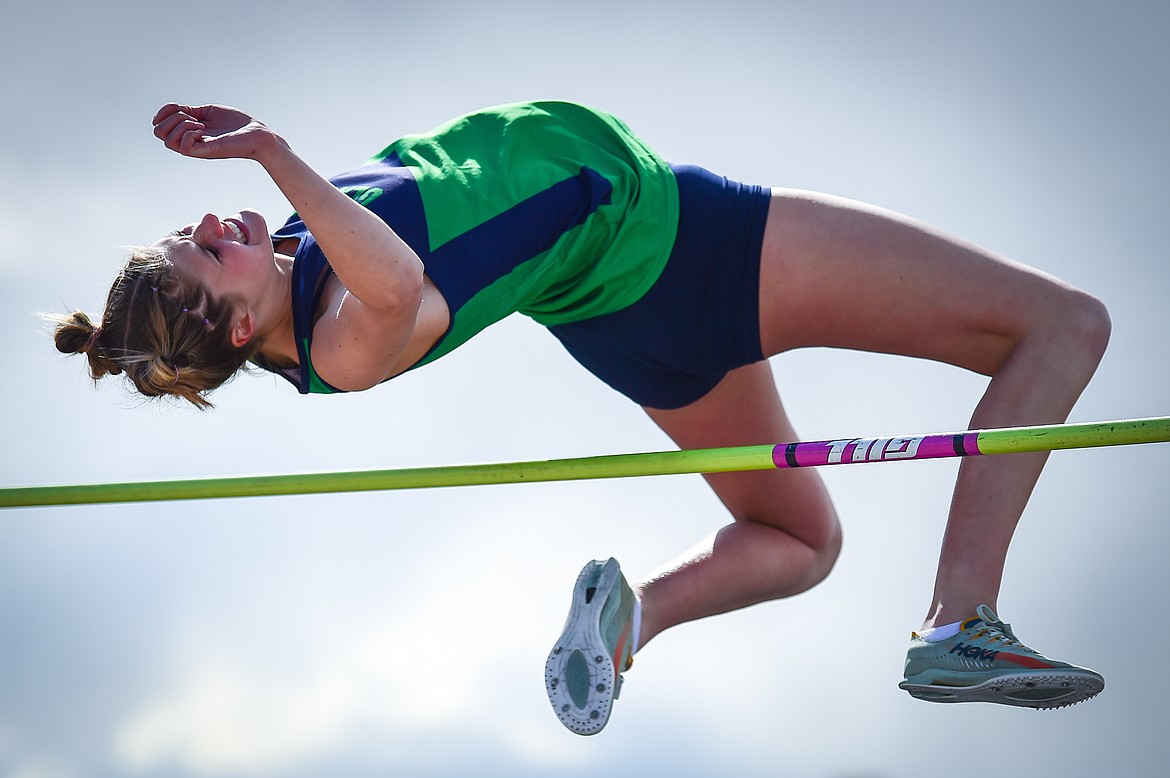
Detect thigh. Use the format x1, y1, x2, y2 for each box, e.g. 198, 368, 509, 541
643, 361, 839, 551
758, 188, 1082, 375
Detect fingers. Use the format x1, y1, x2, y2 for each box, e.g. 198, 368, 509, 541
153, 104, 206, 155
151, 103, 191, 125
151, 103, 263, 160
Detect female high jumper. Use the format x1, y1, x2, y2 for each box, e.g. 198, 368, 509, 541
53, 100, 1111, 734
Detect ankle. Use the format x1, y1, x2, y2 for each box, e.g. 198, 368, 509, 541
632, 586, 661, 650
921, 600, 993, 632
916, 620, 964, 642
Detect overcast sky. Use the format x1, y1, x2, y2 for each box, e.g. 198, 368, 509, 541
2, 2, 1168, 777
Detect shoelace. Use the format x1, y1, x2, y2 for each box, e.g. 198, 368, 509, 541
971, 625, 1017, 648
971, 604, 1036, 652
968, 620, 1047, 658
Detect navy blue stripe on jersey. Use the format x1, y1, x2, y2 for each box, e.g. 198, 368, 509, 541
267, 154, 614, 393
424, 166, 613, 312
273, 153, 428, 257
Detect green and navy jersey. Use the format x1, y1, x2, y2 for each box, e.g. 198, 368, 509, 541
263, 101, 679, 394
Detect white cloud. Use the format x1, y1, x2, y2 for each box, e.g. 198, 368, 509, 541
116, 662, 353, 774
109, 491, 625, 775
6, 763, 79, 778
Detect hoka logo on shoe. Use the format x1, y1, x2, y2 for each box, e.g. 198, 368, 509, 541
949, 642, 999, 663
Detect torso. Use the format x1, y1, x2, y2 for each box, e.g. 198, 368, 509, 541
274, 237, 452, 381
262, 100, 679, 395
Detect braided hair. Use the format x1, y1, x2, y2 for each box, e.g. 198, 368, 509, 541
50, 245, 253, 409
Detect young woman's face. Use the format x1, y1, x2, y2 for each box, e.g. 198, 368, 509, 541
160, 209, 278, 306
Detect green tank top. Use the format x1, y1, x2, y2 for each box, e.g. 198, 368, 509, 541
374, 100, 679, 366
268, 101, 680, 392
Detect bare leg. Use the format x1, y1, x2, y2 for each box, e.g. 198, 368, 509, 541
757, 189, 1109, 629
638, 361, 842, 646
636, 188, 1110, 644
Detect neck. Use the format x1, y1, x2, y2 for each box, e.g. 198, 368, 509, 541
251, 252, 299, 368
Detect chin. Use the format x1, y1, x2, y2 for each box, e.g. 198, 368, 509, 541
238, 209, 271, 248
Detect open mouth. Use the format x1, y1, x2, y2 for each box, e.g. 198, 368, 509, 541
224, 219, 248, 244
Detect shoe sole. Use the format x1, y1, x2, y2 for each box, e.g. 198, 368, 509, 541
545, 559, 622, 735
900, 670, 1104, 709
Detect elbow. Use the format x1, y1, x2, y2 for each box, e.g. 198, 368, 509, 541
366, 255, 425, 314
395, 260, 426, 312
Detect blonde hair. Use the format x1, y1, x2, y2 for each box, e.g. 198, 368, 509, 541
51, 245, 253, 409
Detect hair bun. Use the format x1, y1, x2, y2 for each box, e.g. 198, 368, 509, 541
50, 243, 249, 409
51, 310, 122, 378
51, 310, 96, 355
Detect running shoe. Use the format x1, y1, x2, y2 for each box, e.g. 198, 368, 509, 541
545, 558, 637, 735
899, 604, 1104, 709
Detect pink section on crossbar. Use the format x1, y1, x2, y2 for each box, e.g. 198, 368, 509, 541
771, 432, 982, 469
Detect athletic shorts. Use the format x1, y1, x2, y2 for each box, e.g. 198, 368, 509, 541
547, 164, 771, 409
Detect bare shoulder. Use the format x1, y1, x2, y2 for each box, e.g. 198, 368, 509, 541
308, 274, 450, 391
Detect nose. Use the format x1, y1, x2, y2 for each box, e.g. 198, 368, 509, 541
192, 213, 225, 242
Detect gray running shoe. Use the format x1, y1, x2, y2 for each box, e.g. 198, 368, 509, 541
899, 604, 1104, 709
545, 558, 637, 735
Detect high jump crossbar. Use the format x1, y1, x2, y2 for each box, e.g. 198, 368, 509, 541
1, 417, 1167, 509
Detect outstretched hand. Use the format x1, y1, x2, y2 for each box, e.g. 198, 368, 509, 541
152, 103, 282, 161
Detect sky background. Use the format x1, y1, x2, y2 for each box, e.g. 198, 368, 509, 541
2, 1, 1168, 776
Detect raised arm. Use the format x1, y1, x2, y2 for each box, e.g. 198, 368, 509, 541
153, 104, 428, 387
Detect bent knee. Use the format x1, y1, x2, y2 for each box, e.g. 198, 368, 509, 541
1022, 287, 1112, 377
803, 513, 843, 589
782, 518, 843, 595
997, 285, 1111, 375
1060, 289, 1112, 363
738, 501, 843, 593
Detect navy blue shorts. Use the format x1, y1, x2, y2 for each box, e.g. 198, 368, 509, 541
547, 164, 771, 409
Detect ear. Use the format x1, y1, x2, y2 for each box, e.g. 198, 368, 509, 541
230, 309, 255, 348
